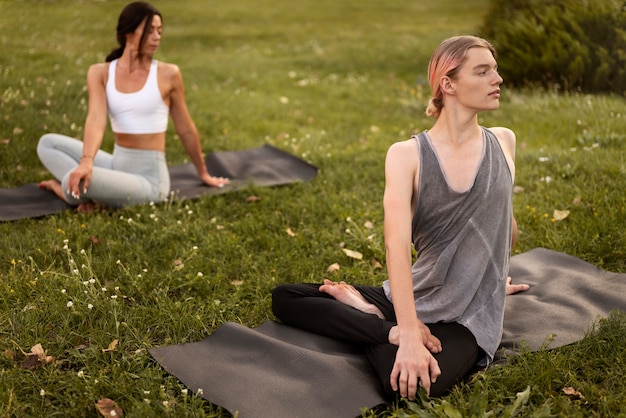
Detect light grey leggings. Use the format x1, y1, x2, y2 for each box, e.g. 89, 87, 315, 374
37, 133, 170, 208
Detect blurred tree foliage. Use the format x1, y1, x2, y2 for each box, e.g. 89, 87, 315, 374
481, 0, 626, 94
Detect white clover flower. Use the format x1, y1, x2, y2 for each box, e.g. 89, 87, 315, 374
61, 289, 66, 294
116, 260, 121, 265
67, 301, 74, 308
101, 287, 107, 292
181, 388, 188, 396
192, 246, 198, 251
197, 388, 204, 395
115, 286, 119, 291
80, 249, 86, 255
143, 268, 148, 272
77, 370, 84, 377
137, 274, 142, 278
143, 390, 150, 395
63, 239, 69, 244
87, 304, 93, 310
83, 281, 89, 285
197, 272, 203, 277
187, 210, 193, 215
111, 295, 117, 299
89, 278, 95, 284
72, 269, 79, 275
40, 389, 45, 397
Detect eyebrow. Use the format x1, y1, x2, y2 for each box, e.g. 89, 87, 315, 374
472, 63, 495, 71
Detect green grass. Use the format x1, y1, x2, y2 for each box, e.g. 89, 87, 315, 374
1, 0, 625, 416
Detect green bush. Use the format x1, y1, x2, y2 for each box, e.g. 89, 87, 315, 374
480, 0, 626, 94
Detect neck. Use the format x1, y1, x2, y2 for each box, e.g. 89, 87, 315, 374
118, 50, 152, 72
429, 107, 481, 145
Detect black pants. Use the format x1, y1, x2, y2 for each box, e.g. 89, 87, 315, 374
271, 283, 482, 399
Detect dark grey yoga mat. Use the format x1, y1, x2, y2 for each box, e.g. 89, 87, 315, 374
148, 248, 626, 417
0, 144, 317, 221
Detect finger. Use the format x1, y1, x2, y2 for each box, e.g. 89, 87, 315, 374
429, 357, 442, 384
389, 365, 400, 392
82, 176, 91, 194
406, 371, 419, 400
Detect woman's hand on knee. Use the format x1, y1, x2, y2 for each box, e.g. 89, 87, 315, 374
68, 163, 93, 198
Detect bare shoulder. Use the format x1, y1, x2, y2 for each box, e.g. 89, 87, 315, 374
157, 61, 182, 80
487, 126, 516, 157
488, 126, 516, 146
86, 62, 108, 79
386, 138, 419, 162
86, 62, 109, 89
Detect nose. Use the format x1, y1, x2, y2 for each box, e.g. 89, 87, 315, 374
494, 71, 503, 85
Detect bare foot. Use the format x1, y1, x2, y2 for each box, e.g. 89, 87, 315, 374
319, 279, 386, 319
76, 201, 105, 213
39, 179, 65, 201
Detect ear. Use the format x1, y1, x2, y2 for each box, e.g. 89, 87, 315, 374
440, 76, 456, 95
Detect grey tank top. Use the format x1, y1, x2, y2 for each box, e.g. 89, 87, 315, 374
383, 127, 513, 363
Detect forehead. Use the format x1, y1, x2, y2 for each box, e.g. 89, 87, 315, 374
134, 14, 161, 34
463, 47, 497, 67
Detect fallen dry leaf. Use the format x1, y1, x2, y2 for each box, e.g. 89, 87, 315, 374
553, 209, 570, 221
20, 343, 54, 369
572, 195, 582, 206
21, 355, 39, 370
4, 349, 15, 361
371, 259, 383, 269
96, 398, 124, 417
1, 138, 10, 145
102, 339, 119, 353
173, 259, 184, 271
286, 228, 296, 237
246, 195, 261, 203
562, 386, 584, 400
231, 280, 244, 286
89, 236, 101, 245
513, 185, 525, 194
327, 263, 340, 273
342, 248, 363, 260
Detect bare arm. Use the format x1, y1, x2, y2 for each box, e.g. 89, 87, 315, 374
384, 140, 441, 398
167, 63, 229, 188
67, 64, 108, 196
490, 127, 529, 295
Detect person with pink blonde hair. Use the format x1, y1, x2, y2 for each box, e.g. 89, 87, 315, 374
272, 35, 525, 401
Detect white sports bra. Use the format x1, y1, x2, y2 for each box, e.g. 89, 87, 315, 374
106, 59, 169, 134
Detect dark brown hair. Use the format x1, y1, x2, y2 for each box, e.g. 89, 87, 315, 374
105, 2, 162, 62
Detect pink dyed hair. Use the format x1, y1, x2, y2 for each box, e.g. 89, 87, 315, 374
425, 36, 496, 118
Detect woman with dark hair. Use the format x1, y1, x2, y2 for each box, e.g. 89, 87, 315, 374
37, 1, 228, 212
272, 35, 526, 400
